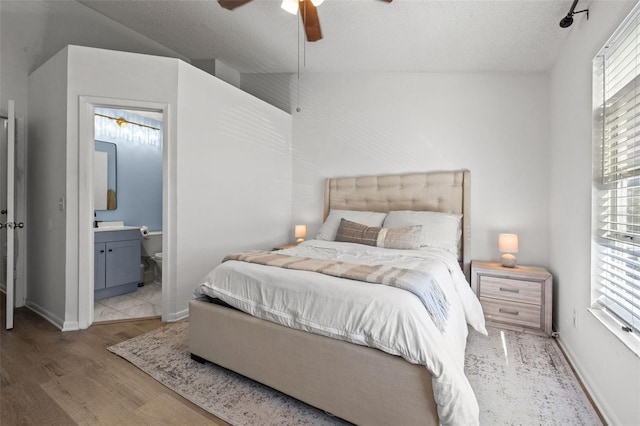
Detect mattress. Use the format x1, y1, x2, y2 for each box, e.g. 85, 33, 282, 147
194, 239, 487, 425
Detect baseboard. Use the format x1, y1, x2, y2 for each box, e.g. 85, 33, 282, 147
557, 336, 617, 426
166, 307, 189, 322
25, 300, 67, 330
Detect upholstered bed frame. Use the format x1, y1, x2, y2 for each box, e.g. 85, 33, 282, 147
188, 170, 470, 426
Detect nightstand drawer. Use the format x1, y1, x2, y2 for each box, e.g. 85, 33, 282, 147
480, 297, 541, 329
479, 275, 542, 305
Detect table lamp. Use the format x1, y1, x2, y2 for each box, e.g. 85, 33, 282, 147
295, 225, 307, 243
498, 233, 519, 268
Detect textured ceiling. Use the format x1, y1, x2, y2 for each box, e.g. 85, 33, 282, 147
78, 0, 582, 74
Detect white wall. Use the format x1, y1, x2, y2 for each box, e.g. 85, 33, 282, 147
549, 1, 640, 425
26, 48, 69, 326
27, 45, 292, 328
66, 46, 180, 329
27, 46, 179, 329
290, 73, 551, 268
176, 62, 292, 314
2, 0, 186, 319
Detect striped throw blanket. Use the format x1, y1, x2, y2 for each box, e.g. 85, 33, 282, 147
223, 251, 449, 331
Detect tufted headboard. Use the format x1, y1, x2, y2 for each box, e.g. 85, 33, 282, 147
323, 170, 471, 277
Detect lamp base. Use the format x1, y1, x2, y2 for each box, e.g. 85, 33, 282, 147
296, 238, 304, 243
501, 253, 517, 268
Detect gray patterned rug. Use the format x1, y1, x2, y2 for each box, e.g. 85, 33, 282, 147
107, 321, 602, 426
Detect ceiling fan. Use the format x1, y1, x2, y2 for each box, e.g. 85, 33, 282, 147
218, 0, 393, 42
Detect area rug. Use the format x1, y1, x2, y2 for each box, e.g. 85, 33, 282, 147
465, 328, 602, 426
108, 321, 602, 426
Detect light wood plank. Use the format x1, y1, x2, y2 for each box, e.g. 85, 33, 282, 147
0, 293, 228, 425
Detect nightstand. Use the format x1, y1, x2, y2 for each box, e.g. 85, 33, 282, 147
471, 260, 553, 336
272, 243, 297, 251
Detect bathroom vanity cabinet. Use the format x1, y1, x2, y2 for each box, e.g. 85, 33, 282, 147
94, 228, 141, 300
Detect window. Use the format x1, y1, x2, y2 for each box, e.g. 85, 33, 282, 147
593, 6, 640, 338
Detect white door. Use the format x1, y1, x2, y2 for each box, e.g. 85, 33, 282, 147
3, 100, 16, 329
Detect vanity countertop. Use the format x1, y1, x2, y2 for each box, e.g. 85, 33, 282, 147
94, 221, 140, 232
94, 226, 140, 232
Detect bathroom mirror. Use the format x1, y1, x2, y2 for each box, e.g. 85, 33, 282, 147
94, 141, 117, 210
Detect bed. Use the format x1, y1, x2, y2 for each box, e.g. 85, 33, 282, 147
189, 170, 486, 426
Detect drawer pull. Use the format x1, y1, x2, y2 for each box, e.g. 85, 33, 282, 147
499, 308, 519, 316
500, 287, 520, 293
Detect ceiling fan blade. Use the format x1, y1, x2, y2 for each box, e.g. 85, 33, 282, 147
298, 0, 322, 42
218, 0, 253, 10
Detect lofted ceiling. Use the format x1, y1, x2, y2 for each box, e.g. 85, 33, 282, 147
77, 0, 582, 74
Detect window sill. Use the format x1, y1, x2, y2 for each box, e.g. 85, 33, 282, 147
588, 308, 640, 359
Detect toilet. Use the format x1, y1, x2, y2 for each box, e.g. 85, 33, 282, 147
141, 230, 162, 285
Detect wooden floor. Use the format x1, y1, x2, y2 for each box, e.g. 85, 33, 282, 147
1, 294, 228, 425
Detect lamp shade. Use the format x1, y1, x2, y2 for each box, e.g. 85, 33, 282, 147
295, 225, 307, 243
498, 233, 519, 253
281, 0, 298, 14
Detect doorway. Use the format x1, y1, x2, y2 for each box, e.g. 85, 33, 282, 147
92, 107, 164, 322
77, 96, 170, 329
1, 100, 26, 330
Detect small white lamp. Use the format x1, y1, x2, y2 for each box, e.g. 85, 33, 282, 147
295, 225, 307, 243
498, 233, 519, 268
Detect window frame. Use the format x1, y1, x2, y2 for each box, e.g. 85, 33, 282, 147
591, 2, 640, 357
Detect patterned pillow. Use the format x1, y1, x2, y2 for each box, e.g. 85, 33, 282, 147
335, 219, 380, 246
335, 219, 422, 250
383, 210, 462, 256
377, 225, 423, 249
315, 210, 387, 241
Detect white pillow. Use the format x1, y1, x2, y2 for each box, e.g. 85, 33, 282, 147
383, 210, 462, 257
315, 210, 387, 241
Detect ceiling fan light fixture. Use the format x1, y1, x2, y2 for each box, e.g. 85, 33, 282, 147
281, 0, 298, 15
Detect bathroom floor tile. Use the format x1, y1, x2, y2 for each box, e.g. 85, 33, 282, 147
119, 302, 161, 318
93, 284, 161, 323
100, 293, 147, 311
94, 303, 127, 322
136, 283, 161, 302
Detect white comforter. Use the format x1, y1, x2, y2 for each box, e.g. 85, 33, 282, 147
195, 239, 487, 425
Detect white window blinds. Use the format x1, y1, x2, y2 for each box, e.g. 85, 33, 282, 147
593, 8, 640, 335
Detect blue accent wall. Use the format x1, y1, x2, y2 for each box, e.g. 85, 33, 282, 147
94, 108, 163, 231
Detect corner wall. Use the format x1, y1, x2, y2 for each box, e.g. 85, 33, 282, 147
549, 1, 640, 424
26, 48, 69, 327
27, 45, 293, 328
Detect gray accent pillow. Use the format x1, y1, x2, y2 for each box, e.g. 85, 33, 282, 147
315, 210, 387, 241
335, 218, 380, 246
335, 219, 422, 250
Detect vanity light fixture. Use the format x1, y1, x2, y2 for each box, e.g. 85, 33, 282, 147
95, 113, 160, 131
498, 233, 519, 268
295, 224, 307, 243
